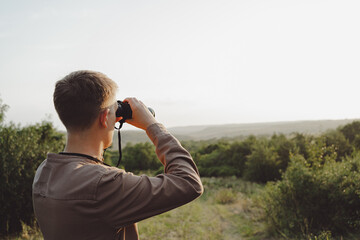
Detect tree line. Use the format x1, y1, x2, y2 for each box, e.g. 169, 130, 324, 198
109, 122, 359, 182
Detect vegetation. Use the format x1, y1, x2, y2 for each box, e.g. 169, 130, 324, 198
1, 97, 360, 239
116, 121, 360, 239
262, 151, 360, 238
139, 176, 359, 240
0, 100, 65, 237
106, 142, 162, 172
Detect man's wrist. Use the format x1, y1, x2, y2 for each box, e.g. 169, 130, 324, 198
144, 119, 158, 130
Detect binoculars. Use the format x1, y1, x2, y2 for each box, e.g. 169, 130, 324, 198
116, 100, 155, 121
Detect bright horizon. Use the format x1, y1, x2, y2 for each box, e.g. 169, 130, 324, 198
1, 0, 359, 131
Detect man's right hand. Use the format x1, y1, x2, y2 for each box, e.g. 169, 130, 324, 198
123, 97, 158, 130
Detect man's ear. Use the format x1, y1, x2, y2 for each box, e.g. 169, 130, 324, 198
99, 109, 110, 128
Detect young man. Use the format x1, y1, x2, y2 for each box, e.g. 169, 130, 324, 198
32, 70, 203, 240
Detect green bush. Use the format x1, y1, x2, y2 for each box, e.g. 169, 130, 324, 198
339, 121, 360, 144
291, 133, 314, 160
271, 134, 295, 170
244, 139, 282, 183
321, 130, 352, 161
262, 151, 360, 238
0, 97, 8, 124
121, 142, 161, 172
0, 121, 65, 235
195, 137, 255, 177
198, 165, 239, 177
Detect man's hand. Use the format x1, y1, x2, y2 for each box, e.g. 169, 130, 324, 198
123, 97, 157, 130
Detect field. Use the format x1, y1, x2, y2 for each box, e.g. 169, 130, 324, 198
138, 177, 268, 240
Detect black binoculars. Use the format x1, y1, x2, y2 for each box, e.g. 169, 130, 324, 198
116, 100, 155, 121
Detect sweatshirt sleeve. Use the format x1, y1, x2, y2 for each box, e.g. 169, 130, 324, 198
95, 123, 204, 229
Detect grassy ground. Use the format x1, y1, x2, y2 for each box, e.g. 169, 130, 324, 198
138, 177, 270, 240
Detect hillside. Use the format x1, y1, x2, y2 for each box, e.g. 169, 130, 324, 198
111, 119, 359, 149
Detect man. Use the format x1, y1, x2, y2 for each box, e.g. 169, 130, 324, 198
32, 70, 203, 240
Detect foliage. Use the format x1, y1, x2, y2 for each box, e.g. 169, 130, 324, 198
194, 128, 357, 182
190, 122, 360, 238
103, 148, 121, 167
0, 97, 9, 124
321, 130, 352, 161
339, 121, 360, 144
195, 137, 256, 177
121, 142, 162, 172
291, 133, 313, 160
0, 121, 65, 236
262, 151, 360, 238
244, 138, 281, 183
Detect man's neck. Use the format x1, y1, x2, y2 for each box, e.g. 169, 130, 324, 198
64, 130, 105, 161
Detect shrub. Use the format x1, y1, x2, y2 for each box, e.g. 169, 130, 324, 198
271, 134, 295, 170
321, 130, 352, 161
195, 137, 255, 177
339, 121, 360, 144
214, 188, 237, 204
262, 152, 360, 238
0, 122, 65, 235
244, 139, 281, 183
121, 142, 161, 172
198, 165, 239, 177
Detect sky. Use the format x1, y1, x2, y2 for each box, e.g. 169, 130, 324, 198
0, 0, 359, 131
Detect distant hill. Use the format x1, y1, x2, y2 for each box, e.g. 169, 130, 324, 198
111, 119, 359, 150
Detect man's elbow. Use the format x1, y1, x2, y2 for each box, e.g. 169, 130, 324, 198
189, 180, 204, 200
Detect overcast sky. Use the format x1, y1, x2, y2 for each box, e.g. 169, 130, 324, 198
0, 0, 359, 131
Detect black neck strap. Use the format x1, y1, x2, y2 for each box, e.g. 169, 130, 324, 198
59, 152, 110, 166
114, 121, 124, 167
